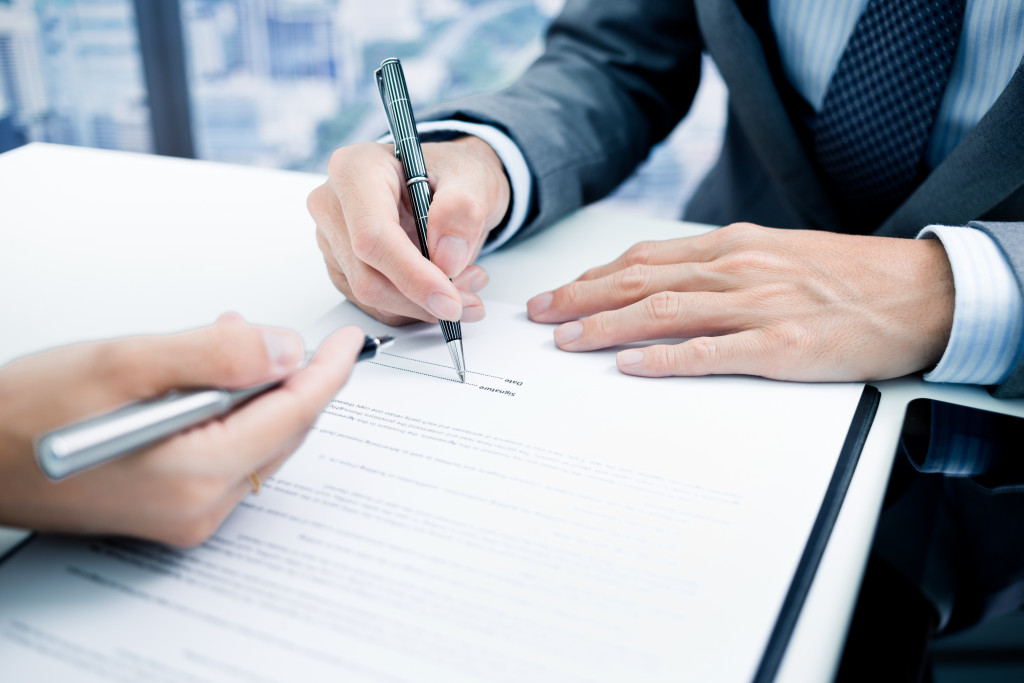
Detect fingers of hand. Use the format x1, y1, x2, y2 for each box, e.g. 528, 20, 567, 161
552, 291, 734, 351
550, 225, 955, 382
571, 225, 757, 283
0, 343, 120, 436
231, 325, 366, 445
425, 138, 511, 278
0, 315, 307, 500
575, 240, 688, 282
426, 191, 484, 278
70, 378, 335, 548
155, 429, 304, 546
451, 265, 489, 322
312, 143, 462, 322
451, 264, 489, 294
344, 199, 462, 322
459, 290, 486, 323
309, 175, 410, 317
615, 330, 776, 378
529, 262, 717, 323
134, 325, 366, 546
322, 249, 435, 325
528, 225, 777, 323
97, 315, 305, 401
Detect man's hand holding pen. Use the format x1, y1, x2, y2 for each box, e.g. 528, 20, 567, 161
309, 138, 505, 327
309, 131, 953, 386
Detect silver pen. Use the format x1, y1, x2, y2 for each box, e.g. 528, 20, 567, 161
35, 334, 394, 480
376, 57, 466, 382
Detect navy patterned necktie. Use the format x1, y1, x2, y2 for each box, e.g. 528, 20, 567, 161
814, 0, 967, 222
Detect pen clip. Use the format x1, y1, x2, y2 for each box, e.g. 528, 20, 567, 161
375, 67, 401, 161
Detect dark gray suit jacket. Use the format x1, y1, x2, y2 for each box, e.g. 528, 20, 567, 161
426, 0, 1024, 398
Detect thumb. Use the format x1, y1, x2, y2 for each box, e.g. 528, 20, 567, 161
105, 313, 306, 400
425, 137, 510, 278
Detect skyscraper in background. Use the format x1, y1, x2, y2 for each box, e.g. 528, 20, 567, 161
183, 0, 346, 167
0, 0, 151, 153
0, 0, 723, 218
1, 0, 569, 170
0, 0, 49, 150
180, 0, 563, 170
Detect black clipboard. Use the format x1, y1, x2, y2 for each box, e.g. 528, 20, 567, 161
754, 384, 881, 682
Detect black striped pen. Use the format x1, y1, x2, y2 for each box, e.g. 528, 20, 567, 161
375, 57, 466, 383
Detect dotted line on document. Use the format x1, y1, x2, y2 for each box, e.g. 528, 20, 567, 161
368, 361, 479, 386
378, 352, 504, 380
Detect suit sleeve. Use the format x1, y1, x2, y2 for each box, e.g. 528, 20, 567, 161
420, 0, 704, 241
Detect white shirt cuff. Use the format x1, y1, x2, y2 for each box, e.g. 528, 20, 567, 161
378, 119, 532, 255
917, 225, 1024, 385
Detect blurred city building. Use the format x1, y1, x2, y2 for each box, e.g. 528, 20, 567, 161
180, 0, 567, 170
0, 0, 724, 217
0, 0, 151, 153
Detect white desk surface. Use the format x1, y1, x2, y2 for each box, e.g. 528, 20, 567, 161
2, 143, 1022, 681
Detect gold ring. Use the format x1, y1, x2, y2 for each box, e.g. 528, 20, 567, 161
247, 470, 262, 495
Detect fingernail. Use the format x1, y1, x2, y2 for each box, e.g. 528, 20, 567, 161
469, 272, 489, 293
527, 292, 553, 318
428, 292, 462, 321
438, 235, 469, 277
462, 304, 486, 323
617, 349, 644, 367
262, 329, 305, 371
554, 321, 582, 345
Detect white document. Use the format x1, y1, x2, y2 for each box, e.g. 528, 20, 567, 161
0, 300, 867, 682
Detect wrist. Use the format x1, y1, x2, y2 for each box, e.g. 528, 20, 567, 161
911, 237, 956, 369
447, 135, 512, 234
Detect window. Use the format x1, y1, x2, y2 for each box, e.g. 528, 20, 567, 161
178, 0, 564, 171
1, 0, 723, 218
0, 0, 152, 153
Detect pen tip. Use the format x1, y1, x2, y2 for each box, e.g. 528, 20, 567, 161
446, 339, 466, 384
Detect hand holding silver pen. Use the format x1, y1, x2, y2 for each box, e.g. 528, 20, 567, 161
0, 320, 378, 546
36, 333, 393, 481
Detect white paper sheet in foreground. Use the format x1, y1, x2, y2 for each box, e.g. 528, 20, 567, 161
0, 300, 867, 682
